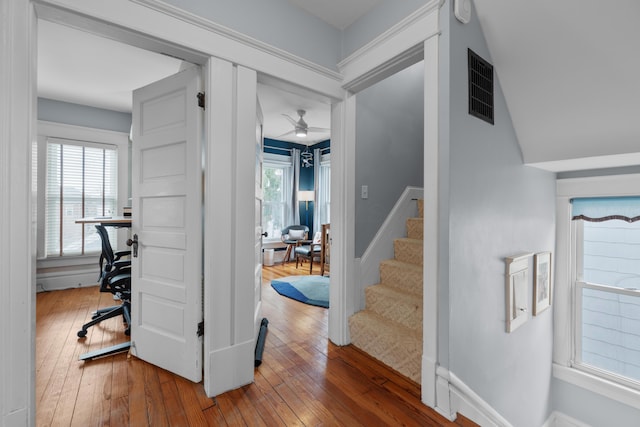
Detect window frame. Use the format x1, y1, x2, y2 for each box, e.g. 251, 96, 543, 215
262, 152, 293, 244
37, 121, 129, 265
555, 173, 640, 410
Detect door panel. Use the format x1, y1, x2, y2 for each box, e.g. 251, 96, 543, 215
254, 99, 264, 334
131, 66, 203, 383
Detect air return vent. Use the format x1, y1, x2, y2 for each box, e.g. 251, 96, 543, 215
468, 49, 494, 125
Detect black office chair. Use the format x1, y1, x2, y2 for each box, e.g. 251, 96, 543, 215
77, 225, 132, 338
95, 224, 130, 279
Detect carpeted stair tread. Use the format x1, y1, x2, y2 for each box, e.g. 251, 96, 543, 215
365, 284, 422, 332
394, 238, 423, 266
349, 310, 421, 383
379, 259, 422, 295
406, 217, 423, 240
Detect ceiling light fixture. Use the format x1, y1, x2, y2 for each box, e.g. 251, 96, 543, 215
296, 127, 307, 137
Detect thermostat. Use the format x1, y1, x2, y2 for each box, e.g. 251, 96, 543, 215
454, 0, 472, 24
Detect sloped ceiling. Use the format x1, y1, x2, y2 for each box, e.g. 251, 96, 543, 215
473, 0, 640, 171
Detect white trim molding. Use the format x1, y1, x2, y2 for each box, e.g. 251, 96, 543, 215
338, 0, 444, 93
543, 411, 592, 427
435, 367, 513, 427
131, 0, 342, 82
1, 0, 36, 424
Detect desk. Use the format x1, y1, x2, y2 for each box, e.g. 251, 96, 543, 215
75, 216, 132, 227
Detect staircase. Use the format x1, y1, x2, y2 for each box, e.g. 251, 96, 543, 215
349, 200, 423, 383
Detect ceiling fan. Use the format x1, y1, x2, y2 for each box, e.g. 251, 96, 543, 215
279, 109, 329, 138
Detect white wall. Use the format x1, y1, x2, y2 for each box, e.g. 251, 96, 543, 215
444, 3, 556, 426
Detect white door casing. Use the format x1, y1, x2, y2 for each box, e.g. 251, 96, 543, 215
131, 65, 203, 383
254, 99, 264, 335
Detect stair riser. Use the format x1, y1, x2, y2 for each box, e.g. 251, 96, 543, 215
380, 262, 422, 295
349, 314, 421, 383
394, 239, 423, 266
365, 287, 422, 332
406, 218, 423, 240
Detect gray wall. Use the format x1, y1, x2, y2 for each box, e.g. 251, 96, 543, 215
552, 378, 640, 427
38, 98, 132, 133
444, 3, 556, 427
354, 61, 424, 257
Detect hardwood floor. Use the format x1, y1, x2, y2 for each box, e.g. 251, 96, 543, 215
36, 261, 476, 426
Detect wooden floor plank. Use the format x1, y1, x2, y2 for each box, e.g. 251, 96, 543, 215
36, 264, 478, 427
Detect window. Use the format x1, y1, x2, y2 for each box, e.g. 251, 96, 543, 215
45, 138, 118, 257
555, 175, 640, 409
574, 218, 640, 387
262, 154, 293, 241
317, 158, 330, 226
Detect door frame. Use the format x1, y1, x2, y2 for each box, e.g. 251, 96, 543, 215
2, 0, 443, 422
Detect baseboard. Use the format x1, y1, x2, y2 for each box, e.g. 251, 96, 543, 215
543, 411, 592, 427
436, 367, 513, 427
205, 338, 255, 397
36, 269, 98, 292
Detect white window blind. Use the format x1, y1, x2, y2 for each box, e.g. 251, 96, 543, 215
45, 138, 117, 257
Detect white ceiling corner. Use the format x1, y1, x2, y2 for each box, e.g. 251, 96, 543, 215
287, 0, 382, 29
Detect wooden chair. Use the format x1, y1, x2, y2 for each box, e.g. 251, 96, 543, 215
320, 223, 330, 276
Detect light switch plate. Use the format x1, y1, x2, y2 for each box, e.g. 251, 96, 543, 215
361, 185, 368, 199
505, 253, 532, 333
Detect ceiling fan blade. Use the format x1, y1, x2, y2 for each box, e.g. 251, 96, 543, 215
275, 129, 296, 138
282, 114, 298, 127
307, 126, 330, 133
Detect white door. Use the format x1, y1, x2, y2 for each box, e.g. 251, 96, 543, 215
254, 99, 264, 334
130, 66, 203, 382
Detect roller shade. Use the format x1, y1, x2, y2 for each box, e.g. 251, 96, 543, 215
571, 197, 640, 222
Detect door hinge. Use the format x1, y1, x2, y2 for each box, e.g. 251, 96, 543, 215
197, 92, 205, 110
197, 321, 204, 337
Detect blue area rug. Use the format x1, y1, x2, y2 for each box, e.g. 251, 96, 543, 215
271, 275, 329, 308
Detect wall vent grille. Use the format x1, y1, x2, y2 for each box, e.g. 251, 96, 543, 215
468, 49, 494, 125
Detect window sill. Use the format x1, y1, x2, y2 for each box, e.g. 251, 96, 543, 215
553, 363, 640, 410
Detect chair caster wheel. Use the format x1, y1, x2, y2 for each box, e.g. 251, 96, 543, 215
77, 330, 87, 338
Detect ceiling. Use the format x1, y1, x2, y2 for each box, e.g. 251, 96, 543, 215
287, 0, 381, 30
473, 0, 640, 170
39, 1, 640, 167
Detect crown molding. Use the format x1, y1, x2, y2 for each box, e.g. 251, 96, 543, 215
130, 0, 342, 83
